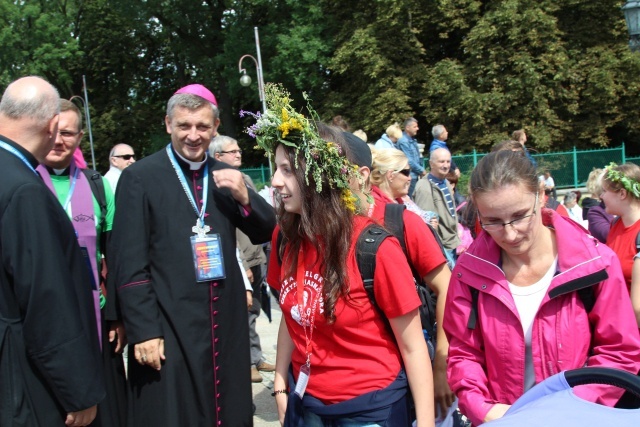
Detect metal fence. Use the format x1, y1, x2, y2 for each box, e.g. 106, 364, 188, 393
450, 143, 639, 189
241, 166, 271, 189
241, 143, 640, 190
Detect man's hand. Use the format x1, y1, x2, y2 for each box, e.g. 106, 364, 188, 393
212, 169, 249, 206
246, 290, 253, 309
134, 338, 165, 371
108, 321, 127, 353
65, 405, 97, 426
246, 268, 254, 284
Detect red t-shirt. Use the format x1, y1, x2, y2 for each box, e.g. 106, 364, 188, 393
267, 216, 420, 403
370, 186, 447, 278
606, 218, 640, 293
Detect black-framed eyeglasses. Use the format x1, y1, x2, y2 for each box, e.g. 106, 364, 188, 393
220, 149, 242, 155
113, 154, 135, 160
58, 130, 81, 139
479, 192, 539, 232
396, 168, 411, 177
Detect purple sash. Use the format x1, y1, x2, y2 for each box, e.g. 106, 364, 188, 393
37, 160, 102, 348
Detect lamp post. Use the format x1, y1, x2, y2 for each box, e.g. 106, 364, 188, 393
623, 0, 640, 51
69, 75, 96, 170
238, 26, 271, 175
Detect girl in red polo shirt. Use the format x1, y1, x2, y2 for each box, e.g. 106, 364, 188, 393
252, 85, 434, 427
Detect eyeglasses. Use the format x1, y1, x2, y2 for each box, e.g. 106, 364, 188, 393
113, 154, 135, 160
58, 130, 81, 139
479, 193, 538, 232
396, 168, 411, 177
220, 149, 242, 155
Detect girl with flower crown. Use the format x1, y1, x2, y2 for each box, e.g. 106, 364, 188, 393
256, 85, 434, 426
601, 162, 640, 327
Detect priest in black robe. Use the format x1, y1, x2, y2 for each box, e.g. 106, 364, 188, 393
0, 77, 105, 426
108, 84, 276, 426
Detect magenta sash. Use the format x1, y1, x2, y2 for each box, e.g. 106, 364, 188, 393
37, 160, 102, 348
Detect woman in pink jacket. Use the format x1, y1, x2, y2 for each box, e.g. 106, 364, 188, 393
444, 151, 640, 426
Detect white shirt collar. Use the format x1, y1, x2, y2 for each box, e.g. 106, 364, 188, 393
174, 150, 208, 170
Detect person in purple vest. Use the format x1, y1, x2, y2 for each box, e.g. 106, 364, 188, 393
37, 99, 126, 426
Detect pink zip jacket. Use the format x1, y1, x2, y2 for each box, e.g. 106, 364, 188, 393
444, 209, 640, 426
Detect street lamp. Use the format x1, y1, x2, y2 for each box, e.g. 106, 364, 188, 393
238, 26, 271, 175
238, 27, 267, 114
623, 0, 640, 51
69, 75, 96, 170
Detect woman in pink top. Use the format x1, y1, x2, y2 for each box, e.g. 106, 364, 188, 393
444, 151, 640, 426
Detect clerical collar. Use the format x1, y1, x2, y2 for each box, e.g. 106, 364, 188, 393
45, 165, 70, 176
173, 147, 208, 170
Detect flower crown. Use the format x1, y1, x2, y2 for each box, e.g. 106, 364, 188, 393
605, 162, 640, 198
242, 83, 359, 212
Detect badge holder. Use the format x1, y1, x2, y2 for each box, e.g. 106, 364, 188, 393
294, 360, 311, 398
191, 233, 226, 282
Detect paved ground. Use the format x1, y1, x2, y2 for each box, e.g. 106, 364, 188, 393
252, 293, 281, 427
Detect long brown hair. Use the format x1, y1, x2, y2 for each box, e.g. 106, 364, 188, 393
277, 129, 354, 323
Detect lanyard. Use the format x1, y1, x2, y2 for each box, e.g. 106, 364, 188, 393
62, 165, 81, 213
0, 141, 37, 175
166, 144, 209, 228
295, 246, 319, 366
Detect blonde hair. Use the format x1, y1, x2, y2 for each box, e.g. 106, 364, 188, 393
370, 147, 409, 186
586, 168, 605, 197
353, 129, 367, 142
385, 123, 402, 140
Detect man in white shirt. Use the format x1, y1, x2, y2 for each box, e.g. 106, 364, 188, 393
104, 143, 135, 191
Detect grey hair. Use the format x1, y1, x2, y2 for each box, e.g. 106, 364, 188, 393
403, 117, 417, 129
209, 134, 237, 156
432, 124, 446, 139
166, 93, 219, 120
0, 77, 60, 124
564, 191, 577, 204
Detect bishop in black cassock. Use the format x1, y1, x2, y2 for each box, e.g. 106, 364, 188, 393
108, 85, 276, 426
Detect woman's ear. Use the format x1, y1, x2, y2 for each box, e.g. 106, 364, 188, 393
619, 188, 628, 200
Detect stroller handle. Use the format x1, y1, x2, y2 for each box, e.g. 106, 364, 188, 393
565, 368, 640, 398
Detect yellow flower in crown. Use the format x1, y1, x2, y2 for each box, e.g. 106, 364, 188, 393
243, 83, 360, 198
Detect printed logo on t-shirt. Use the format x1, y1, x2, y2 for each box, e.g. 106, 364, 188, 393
280, 271, 325, 326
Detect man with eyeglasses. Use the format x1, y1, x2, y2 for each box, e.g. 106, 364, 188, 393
414, 147, 461, 268
209, 134, 275, 384
105, 143, 136, 191
37, 99, 127, 426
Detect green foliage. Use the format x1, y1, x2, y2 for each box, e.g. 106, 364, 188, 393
1, 0, 640, 169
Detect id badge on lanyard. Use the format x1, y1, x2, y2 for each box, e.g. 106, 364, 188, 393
191, 233, 226, 282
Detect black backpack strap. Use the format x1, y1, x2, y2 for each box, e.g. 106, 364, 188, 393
383, 204, 407, 253
81, 168, 107, 227
383, 203, 438, 339
636, 230, 640, 252
356, 224, 392, 309
467, 287, 480, 329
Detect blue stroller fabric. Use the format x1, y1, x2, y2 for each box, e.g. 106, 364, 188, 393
479, 371, 640, 427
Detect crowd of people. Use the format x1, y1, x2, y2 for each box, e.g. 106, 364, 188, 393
1, 75, 639, 427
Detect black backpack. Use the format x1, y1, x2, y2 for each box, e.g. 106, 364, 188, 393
357, 204, 445, 359
276, 204, 445, 358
